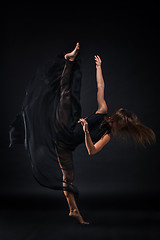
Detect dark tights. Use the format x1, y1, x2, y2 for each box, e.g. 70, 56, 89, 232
54, 59, 78, 211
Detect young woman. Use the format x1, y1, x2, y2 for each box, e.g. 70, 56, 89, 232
9, 43, 156, 225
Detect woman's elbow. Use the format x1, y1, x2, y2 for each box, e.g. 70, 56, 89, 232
88, 148, 97, 156
88, 151, 93, 156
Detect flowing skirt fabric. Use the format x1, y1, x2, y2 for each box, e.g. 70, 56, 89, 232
9, 53, 82, 198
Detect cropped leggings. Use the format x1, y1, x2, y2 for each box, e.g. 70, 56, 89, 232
54, 59, 75, 191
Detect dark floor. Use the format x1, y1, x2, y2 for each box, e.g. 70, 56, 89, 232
1, 194, 160, 240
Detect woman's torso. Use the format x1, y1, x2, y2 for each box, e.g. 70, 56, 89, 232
72, 112, 111, 148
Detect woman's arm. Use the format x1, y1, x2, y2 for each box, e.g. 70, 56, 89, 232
95, 56, 108, 114
79, 118, 111, 155
93, 133, 111, 154
84, 130, 96, 155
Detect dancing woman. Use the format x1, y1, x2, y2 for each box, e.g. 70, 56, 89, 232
9, 43, 156, 224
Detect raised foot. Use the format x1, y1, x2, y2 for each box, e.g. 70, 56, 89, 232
65, 42, 80, 61
69, 209, 90, 225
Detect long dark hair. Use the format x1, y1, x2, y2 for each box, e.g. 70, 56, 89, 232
101, 108, 156, 147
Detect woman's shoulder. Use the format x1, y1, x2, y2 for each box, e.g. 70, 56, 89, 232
85, 111, 107, 121
89, 109, 108, 116
93, 111, 108, 119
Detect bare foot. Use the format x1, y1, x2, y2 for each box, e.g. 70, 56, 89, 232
65, 42, 80, 61
69, 209, 90, 225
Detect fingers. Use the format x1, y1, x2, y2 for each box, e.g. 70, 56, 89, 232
78, 118, 88, 125
94, 55, 101, 60
80, 120, 85, 127
79, 118, 87, 124
94, 55, 98, 62
76, 42, 80, 50
77, 117, 87, 123
94, 55, 102, 65
97, 55, 101, 62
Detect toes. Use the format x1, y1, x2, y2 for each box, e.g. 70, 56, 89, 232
76, 42, 80, 50
82, 221, 90, 225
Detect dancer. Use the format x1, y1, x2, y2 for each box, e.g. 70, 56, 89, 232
9, 43, 156, 225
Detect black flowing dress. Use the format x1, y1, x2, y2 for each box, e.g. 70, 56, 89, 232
8, 52, 111, 198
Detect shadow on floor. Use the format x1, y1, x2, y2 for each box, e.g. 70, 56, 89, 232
0, 194, 160, 240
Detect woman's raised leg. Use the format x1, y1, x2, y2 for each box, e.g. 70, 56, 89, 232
55, 43, 80, 128
54, 43, 89, 224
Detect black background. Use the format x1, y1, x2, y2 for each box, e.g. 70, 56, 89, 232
1, 2, 160, 240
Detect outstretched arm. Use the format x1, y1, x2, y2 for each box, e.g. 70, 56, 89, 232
95, 56, 108, 114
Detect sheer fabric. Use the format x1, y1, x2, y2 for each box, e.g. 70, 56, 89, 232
9, 53, 111, 198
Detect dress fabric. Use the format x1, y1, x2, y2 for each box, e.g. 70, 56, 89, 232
8, 52, 111, 198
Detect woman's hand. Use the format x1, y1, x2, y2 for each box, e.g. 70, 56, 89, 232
78, 118, 89, 133
94, 55, 102, 68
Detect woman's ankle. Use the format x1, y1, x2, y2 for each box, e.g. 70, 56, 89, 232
64, 42, 80, 61
70, 208, 79, 213
64, 55, 76, 62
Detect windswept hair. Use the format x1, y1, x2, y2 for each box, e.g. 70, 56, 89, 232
102, 108, 156, 147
